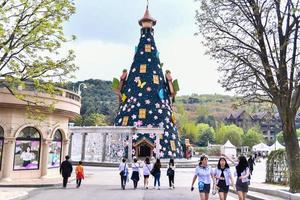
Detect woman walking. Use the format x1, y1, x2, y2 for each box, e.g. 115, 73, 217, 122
152, 158, 161, 190
143, 157, 152, 189
214, 157, 235, 200
225, 155, 250, 200
191, 155, 215, 200
131, 157, 140, 189
167, 158, 175, 189
119, 158, 129, 190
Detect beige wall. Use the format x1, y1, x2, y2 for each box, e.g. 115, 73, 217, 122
0, 106, 77, 180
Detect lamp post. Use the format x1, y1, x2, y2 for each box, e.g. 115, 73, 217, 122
78, 83, 87, 96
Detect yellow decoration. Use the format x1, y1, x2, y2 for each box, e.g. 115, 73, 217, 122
170, 140, 176, 151
140, 64, 147, 73
145, 44, 152, 52
122, 116, 129, 126
137, 79, 147, 88
160, 134, 163, 140
172, 114, 177, 124
139, 109, 146, 119
121, 94, 127, 103
153, 75, 159, 84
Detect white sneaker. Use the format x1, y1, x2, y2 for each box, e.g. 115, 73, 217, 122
157, 187, 160, 190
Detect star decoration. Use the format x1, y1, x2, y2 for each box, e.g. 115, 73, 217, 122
132, 134, 138, 140
138, 93, 143, 97
145, 100, 151, 104
148, 58, 151, 62
158, 109, 163, 114
149, 110, 153, 114
137, 102, 141, 107
140, 51, 144, 55
146, 87, 152, 92
132, 68, 136, 72
134, 77, 140, 82
154, 116, 158, 120
131, 114, 137, 119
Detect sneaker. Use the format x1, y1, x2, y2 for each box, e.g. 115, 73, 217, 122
146, 187, 148, 189
157, 187, 160, 190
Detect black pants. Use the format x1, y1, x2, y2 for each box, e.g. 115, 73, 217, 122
76, 179, 82, 187
121, 175, 127, 189
168, 175, 174, 187
63, 176, 69, 187
133, 181, 138, 189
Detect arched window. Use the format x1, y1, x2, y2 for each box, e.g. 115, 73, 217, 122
0, 126, 4, 171
48, 130, 62, 168
14, 127, 41, 170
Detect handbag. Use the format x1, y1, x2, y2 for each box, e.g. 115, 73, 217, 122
119, 163, 126, 176
150, 168, 156, 176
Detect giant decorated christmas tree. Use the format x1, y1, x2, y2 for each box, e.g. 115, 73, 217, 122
113, 5, 182, 158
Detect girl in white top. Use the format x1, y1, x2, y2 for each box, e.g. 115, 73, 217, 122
143, 157, 152, 189
191, 155, 215, 200
214, 157, 235, 200
224, 154, 250, 200
119, 158, 129, 190
131, 157, 140, 189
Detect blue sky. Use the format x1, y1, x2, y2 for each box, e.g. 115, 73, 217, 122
63, 0, 229, 95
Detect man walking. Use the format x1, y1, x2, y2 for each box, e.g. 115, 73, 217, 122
60, 155, 73, 188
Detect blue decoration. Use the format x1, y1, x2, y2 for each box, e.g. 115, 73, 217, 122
156, 51, 160, 58
158, 89, 164, 100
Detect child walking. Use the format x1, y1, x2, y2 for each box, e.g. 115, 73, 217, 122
75, 161, 84, 188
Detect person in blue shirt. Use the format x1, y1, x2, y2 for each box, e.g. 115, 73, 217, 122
191, 155, 215, 200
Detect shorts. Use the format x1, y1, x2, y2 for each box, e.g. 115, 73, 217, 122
144, 175, 149, 178
198, 182, 210, 193
236, 179, 248, 193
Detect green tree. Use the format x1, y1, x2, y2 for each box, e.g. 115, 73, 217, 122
74, 113, 108, 126
196, 123, 216, 146
181, 122, 198, 144
242, 127, 264, 148
223, 124, 243, 146
277, 129, 300, 145
196, 0, 300, 192
215, 123, 226, 144
0, 0, 76, 104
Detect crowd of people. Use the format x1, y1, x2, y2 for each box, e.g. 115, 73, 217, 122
59, 154, 256, 200
119, 154, 255, 200
118, 157, 175, 190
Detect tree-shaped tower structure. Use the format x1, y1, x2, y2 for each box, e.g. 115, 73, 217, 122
113, 5, 182, 158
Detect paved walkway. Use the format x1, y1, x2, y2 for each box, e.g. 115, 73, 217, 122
1, 159, 299, 200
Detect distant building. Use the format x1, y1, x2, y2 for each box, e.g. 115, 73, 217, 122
225, 110, 280, 144
252, 112, 280, 143
224, 110, 253, 131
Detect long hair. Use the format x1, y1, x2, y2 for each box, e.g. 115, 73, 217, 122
217, 157, 230, 169
199, 155, 208, 166
155, 158, 161, 168
236, 155, 249, 177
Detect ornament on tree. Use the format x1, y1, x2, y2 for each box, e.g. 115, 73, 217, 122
112, 69, 128, 103
165, 70, 180, 103
158, 89, 165, 101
